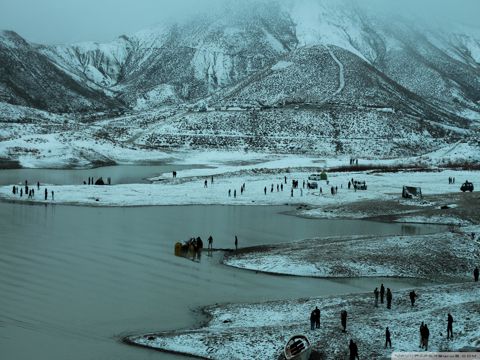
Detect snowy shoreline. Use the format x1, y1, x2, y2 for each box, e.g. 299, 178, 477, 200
0, 165, 478, 208
126, 282, 480, 360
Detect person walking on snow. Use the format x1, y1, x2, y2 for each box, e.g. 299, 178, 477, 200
380, 284, 385, 304
447, 313, 454, 339
349, 340, 359, 360
409, 290, 417, 307
310, 310, 315, 330
314, 307, 320, 329
423, 324, 430, 350
385, 327, 392, 348
341, 310, 347, 332
419, 322, 425, 348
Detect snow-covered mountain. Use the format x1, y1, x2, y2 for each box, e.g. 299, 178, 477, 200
3, 1, 480, 116
1, 0, 479, 161
37, 3, 297, 109
0, 30, 122, 112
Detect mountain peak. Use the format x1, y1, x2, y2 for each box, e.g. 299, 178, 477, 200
0, 30, 29, 48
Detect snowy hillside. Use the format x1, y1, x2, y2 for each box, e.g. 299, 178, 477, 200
0, 31, 121, 112
0, 0, 479, 163
38, 3, 297, 106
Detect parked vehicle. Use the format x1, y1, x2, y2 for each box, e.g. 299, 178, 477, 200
284, 335, 312, 360
308, 174, 322, 181
460, 181, 474, 192
402, 186, 422, 199
307, 181, 318, 189
353, 180, 367, 190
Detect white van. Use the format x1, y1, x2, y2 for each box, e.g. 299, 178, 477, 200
308, 174, 322, 181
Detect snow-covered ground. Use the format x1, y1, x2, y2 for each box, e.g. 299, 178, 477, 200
128, 282, 480, 359
0, 159, 477, 207
224, 225, 480, 281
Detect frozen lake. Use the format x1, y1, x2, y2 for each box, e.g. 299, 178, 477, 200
0, 200, 449, 360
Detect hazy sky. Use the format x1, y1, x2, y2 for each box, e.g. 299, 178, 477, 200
0, 0, 478, 44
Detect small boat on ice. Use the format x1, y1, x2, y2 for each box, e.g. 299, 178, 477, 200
284, 334, 312, 360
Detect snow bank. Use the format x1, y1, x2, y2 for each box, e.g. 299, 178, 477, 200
224, 227, 480, 281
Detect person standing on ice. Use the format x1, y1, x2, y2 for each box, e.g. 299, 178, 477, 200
341, 310, 347, 332
228, 189, 231, 197
284, 176, 287, 184
264, 186, 267, 195
374, 287, 379, 307
37, 181, 40, 190
234, 189, 236, 198
385, 327, 392, 348
447, 313, 454, 339
386, 288, 392, 309
380, 284, 385, 304
409, 290, 417, 307
204, 179, 208, 188
234, 235, 238, 250
44, 188, 48, 200
51, 191, 54, 201
474, 266, 479, 282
